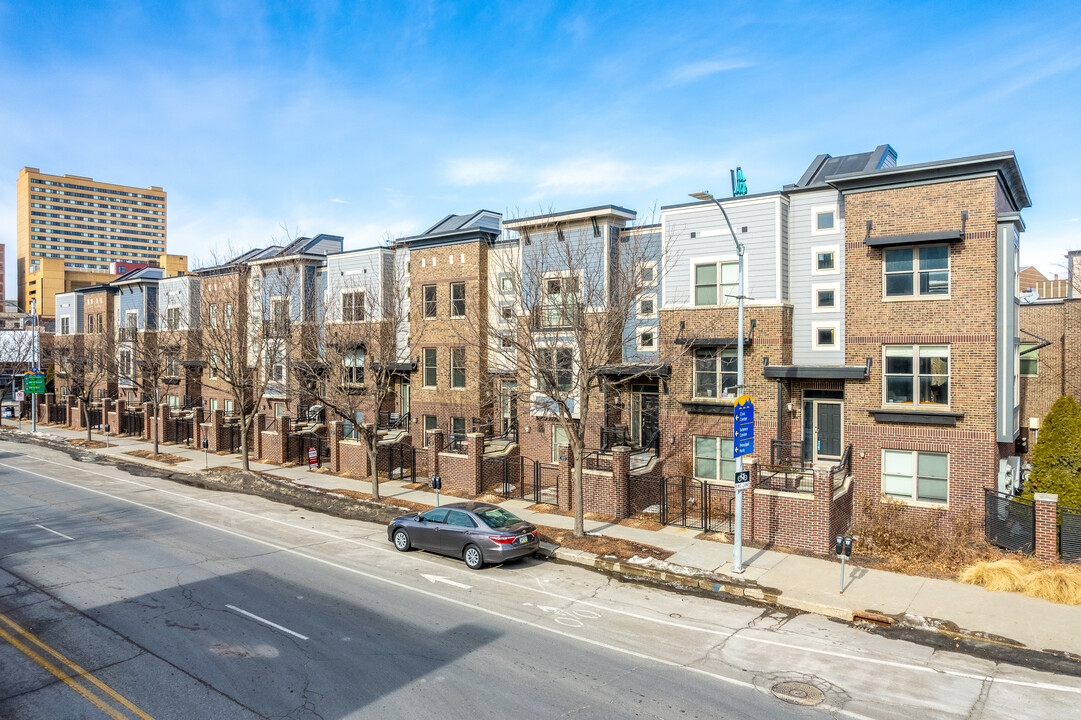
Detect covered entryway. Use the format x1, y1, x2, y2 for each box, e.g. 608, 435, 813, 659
802, 390, 843, 465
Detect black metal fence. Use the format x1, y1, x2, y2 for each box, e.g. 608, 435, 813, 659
492, 457, 560, 506
628, 476, 735, 533
984, 489, 1035, 554
170, 416, 194, 446
446, 434, 467, 453
382, 442, 414, 482
581, 451, 612, 472
88, 406, 103, 430
771, 439, 805, 467
1061, 505, 1081, 563
222, 424, 243, 453
47, 404, 66, 424
757, 465, 814, 493
120, 410, 144, 437
290, 431, 329, 467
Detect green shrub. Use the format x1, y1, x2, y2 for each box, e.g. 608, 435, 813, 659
1025, 395, 1081, 507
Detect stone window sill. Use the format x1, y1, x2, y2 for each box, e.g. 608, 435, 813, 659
869, 407, 964, 426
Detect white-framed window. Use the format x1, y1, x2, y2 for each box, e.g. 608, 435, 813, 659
223, 303, 233, 329
450, 282, 466, 317
637, 293, 657, 319
537, 346, 574, 394
451, 347, 466, 388
209, 304, 218, 328
344, 346, 364, 384
499, 275, 514, 293
500, 304, 515, 323
119, 348, 132, 377
884, 345, 949, 406
274, 403, 286, 418
225, 399, 234, 413
694, 348, 737, 399
423, 348, 437, 388
345, 410, 365, 440
268, 348, 285, 383
693, 436, 735, 482
635, 327, 657, 351
452, 417, 466, 438
639, 261, 657, 285
210, 398, 219, 412
884, 245, 949, 298
60, 317, 69, 335
167, 394, 179, 409
1020, 343, 1039, 376
812, 283, 839, 312
270, 296, 290, 333
424, 415, 437, 433
423, 285, 437, 318
811, 244, 839, 276
166, 354, 179, 377
165, 306, 180, 330
812, 322, 838, 350
810, 205, 838, 235
209, 351, 219, 379
693, 259, 738, 306
342, 291, 365, 322
883, 449, 948, 504
542, 272, 582, 328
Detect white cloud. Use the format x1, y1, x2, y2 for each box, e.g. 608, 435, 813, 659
329, 197, 349, 204
669, 59, 753, 85
444, 157, 516, 186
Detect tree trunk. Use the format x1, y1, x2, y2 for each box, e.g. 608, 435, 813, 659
572, 441, 585, 537
240, 413, 250, 471
152, 405, 159, 455
367, 433, 381, 500
84, 405, 92, 443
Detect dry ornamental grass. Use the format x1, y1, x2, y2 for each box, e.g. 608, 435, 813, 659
960, 557, 1081, 605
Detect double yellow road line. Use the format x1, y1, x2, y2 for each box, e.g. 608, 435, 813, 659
0, 610, 154, 719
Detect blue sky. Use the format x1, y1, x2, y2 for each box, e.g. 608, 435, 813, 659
2, 1, 1080, 290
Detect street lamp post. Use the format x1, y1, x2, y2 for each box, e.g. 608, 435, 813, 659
690, 191, 746, 573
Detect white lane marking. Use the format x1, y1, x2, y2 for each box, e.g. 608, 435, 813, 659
7, 453, 1081, 698
225, 604, 309, 640
34, 523, 74, 541
2, 459, 1071, 720
421, 574, 472, 590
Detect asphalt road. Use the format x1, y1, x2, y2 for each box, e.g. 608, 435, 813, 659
1, 440, 1080, 720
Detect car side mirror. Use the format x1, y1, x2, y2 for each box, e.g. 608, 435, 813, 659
416, 515, 424, 522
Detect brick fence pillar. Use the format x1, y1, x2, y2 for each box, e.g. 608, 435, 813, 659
158, 403, 172, 443
142, 402, 153, 440
114, 398, 126, 434
811, 465, 834, 553
742, 456, 758, 545
611, 446, 631, 520
68, 396, 79, 427
43, 393, 54, 423
74, 398, 86, 430
209, 409, 224, 452
253, 413, 265, 459
278, 415, 292, 463
558, 443, 574, 512
426, 429, 444, 478
101, 398, 112, 434
466, 432, 485, 496
1035, 493, 1059, 563
329, 421, 343, 473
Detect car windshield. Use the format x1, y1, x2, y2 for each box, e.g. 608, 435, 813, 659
476, 506, 522, 529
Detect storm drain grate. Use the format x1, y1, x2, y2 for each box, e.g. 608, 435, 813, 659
770, 681, 825, 706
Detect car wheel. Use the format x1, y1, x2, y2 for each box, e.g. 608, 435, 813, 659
392, 528, 411, 552
463, 544, 484, 570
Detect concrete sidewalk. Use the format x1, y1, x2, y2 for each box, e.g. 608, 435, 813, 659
15, 423, 1081, 657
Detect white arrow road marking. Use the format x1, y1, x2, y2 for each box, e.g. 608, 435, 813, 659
34, 523, 74, 541
421, 574, 472, 590
225, 604, 309, 640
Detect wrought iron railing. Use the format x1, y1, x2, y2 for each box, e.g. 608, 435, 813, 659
771, 440, 806, 468
446, 433, 467, 453
582, 451, 613, 472
600, 425, 629, 450
757, 465, 814, 493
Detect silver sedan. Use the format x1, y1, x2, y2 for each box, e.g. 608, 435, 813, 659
387, 501, 539, 569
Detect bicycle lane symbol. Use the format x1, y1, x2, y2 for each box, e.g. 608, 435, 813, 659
523, 602, 601, 628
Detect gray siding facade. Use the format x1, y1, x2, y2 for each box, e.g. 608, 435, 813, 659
788, 189, 845, 365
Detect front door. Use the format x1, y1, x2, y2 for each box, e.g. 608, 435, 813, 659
803, 400, 842, 463
630, 384, 659, 449
501, 381, 517, 434
400, 379, 410, 417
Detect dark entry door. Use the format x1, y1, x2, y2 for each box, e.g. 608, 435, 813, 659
816, 402, 842, 461
640, 393, 659, 450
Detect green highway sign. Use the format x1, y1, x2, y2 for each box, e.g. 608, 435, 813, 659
23, 370, 45, 394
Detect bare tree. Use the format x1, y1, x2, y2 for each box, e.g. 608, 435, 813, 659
478, 213, 668, 536
54, 325, 117, 442
117, 322, 184, 454
0, 328, 38, 426
198, 256, 303, 471
298, 243, 414, 500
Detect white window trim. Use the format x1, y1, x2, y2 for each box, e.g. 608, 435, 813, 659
1020, 343, 1039, 376
881, 448, 949, 506
810, 204, 839, 236
882, 244, 952, 301
635, 326, 657, 351
811, 244, 840, 276
811, 322, 839, 350
340, 289, 365, 322
530, 340, 580, 418
638, 261, 658, 286
811, 283, 840, 313
882, 344, 951, 408
637, 293, 658, 319
691, 435, 736, 484
422, 347, 438, 389
689, 254, 739, 307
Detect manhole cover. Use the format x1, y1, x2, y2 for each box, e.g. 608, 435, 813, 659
770, 681, 825, 706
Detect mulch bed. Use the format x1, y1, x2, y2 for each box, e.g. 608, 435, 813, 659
124, 449, 190, 466
69, 439, 107, 449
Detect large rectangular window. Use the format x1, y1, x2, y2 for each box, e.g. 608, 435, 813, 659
537, 347, 573, 394
423, 348, 437, 388
693, 436, 735, 482
424, 415, 437, 433
542, 275, 580, 328
451, 347, 466, 388
883, 449, 948, 504
884, 345, 949, 406
694, 261, 738, 306
344, 346, 364, 384
450, 282, 465, 317
1020, 343, 1039, 376
342, 292, 365, 322
694, 348, 737, 399
423, 285, 437, 318
166, 306, 180, 330
884, 245, 949, 297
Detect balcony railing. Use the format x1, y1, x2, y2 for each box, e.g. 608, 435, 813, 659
118, 327, 138, 342
264, 319, 292, 337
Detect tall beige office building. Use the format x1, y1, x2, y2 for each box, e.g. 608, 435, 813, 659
16, 167, 183, 316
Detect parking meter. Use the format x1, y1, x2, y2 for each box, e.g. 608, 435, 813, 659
431, 475, 442, 506
203, 437, 209, 467
837, 534, 854, 593
843, 536, 854, 558
104, 424, 111, 448
835, 534, 844, 557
